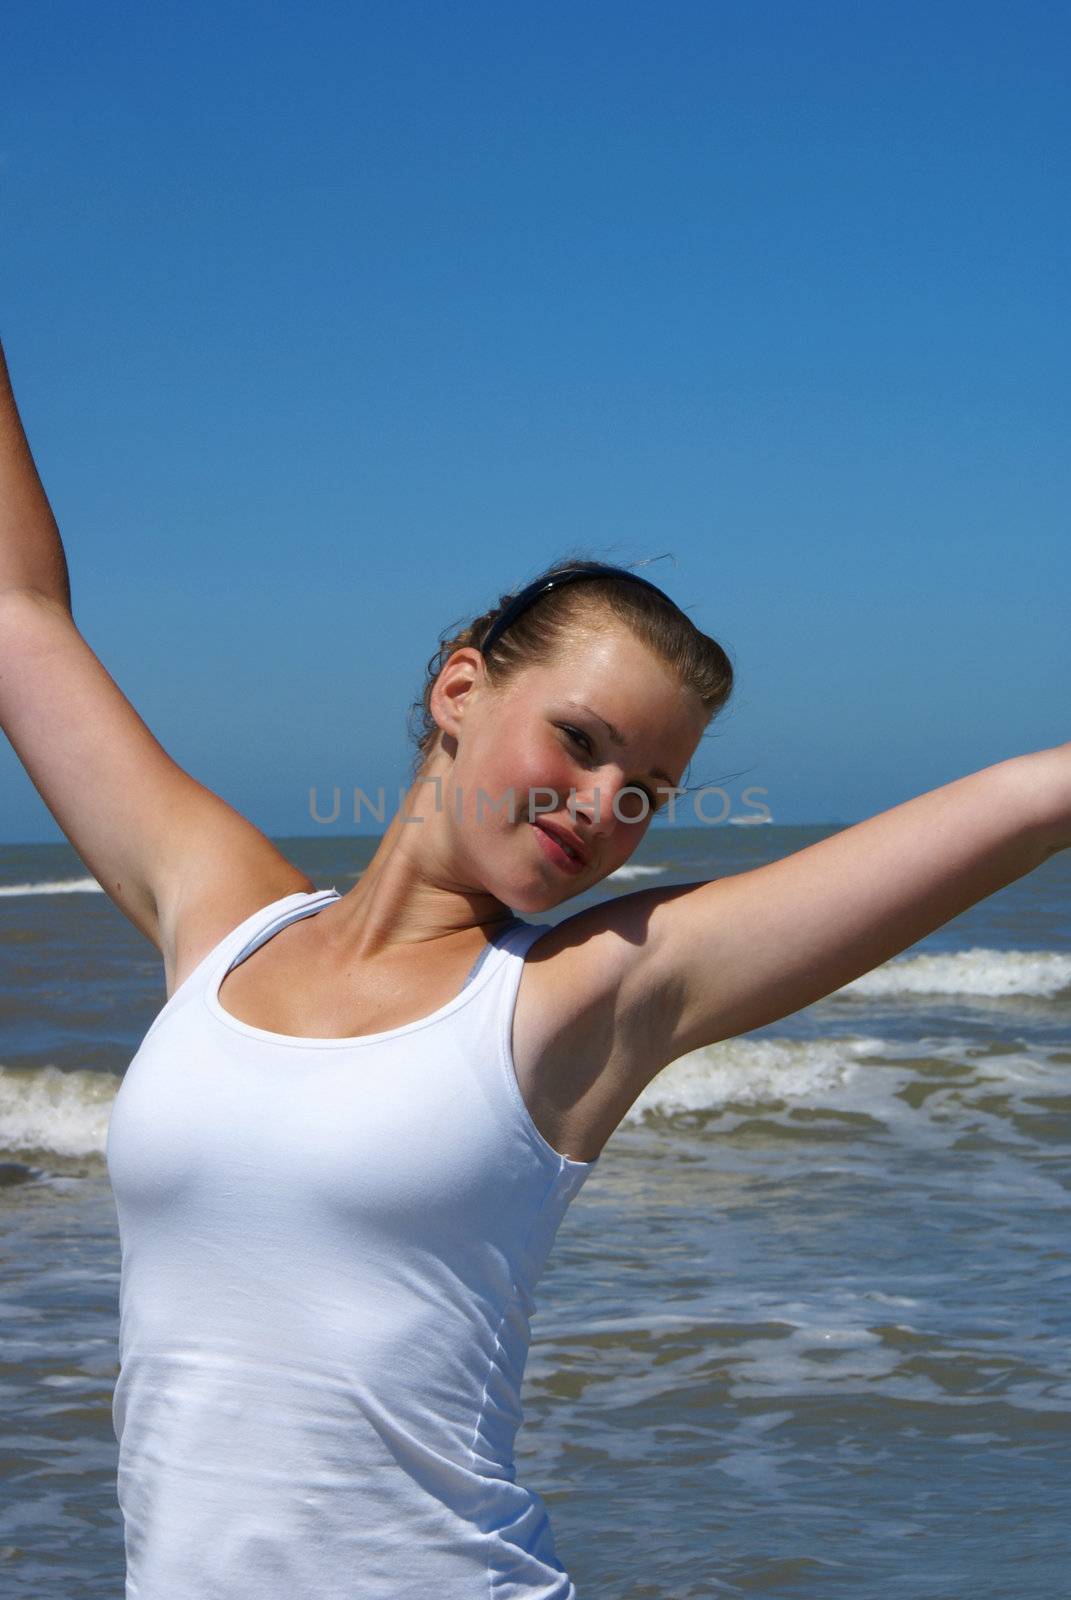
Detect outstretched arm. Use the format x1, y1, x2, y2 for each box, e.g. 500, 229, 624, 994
0, 333, 308, 955
0, 335, 71, 608
617, 745, 1070, 1069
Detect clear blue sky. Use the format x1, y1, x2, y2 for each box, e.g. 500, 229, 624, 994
2, 0, 1067, 842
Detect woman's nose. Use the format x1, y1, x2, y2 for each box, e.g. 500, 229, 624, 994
570, 771, 646, 828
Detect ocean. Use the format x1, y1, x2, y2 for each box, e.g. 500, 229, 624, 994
2, 825, 1069, 1598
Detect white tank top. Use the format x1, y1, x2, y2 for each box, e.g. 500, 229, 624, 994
106, 888, 598, 1599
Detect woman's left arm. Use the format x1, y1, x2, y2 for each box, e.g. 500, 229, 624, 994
626, 745, 1070, 1065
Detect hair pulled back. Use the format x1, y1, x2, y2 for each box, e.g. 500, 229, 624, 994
406, 552, 735, 779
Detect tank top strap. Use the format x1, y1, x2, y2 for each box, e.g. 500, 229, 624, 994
467, 917, 556, 994
137, 889, 342, 1048
494, 918, 554, 955
223, 887, 342, 976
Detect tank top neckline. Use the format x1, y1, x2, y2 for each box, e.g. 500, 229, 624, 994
203, 888, 536, 1053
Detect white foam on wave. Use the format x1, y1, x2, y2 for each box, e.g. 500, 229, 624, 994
605, 864, 666, 882
0, 876, 103, 897
623, 1035, 870, 1123
837, 946, 1071, 1000
0, 1064, 117, 1158
622, 1031, 1071, 1168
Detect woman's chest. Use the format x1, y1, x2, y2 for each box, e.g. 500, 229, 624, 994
214, 936, 616, 1165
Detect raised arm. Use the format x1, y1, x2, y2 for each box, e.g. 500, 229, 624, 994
598, 746, 1071, 1081
0, 333, 309, 962
0, 339, 72, 607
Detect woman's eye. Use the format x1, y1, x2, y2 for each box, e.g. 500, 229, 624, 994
559, 724, 659, 815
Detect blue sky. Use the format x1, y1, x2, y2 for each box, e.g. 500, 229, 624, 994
2, 0, 1067, 842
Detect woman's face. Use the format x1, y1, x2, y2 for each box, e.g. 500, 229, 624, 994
434, 623, 709, 913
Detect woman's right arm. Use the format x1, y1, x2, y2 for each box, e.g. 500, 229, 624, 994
0, 335, 309, 959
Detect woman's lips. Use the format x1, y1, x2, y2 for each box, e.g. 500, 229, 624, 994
531, 821, 587, 875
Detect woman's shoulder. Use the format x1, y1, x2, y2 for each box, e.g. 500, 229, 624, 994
512, 891, 685, 1161
161, 860, 317, 1000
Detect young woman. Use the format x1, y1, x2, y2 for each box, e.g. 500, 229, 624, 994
1, 332, 1067, 1599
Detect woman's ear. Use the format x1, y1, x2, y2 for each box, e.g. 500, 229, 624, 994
428, 647, 486, 742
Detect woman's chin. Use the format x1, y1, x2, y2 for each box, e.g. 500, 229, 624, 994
502, 888, 555, 916
488, 873, 570, 916
519, 879, 593, 915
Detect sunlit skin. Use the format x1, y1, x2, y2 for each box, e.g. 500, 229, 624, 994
317, 623, 710, 966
